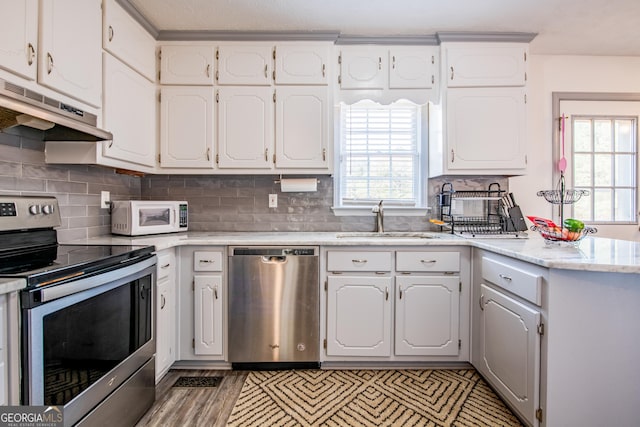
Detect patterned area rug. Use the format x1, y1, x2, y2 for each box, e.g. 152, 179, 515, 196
226, 369, 522, 427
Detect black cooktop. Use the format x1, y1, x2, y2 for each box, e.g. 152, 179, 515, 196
0, 244, 155, 288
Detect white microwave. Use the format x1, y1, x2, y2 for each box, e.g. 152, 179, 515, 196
111, 200, 188, 236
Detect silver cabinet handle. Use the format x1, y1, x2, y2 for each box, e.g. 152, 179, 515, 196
392, 55, 396, 69
420, 259, 437, 264
108, 25, 114, 42
160, 294, 166, 310
214, 285, 218, 300
378, 57, 382, 70
27, 43, 35, 66
206, 64, 211, 78
264, 64, 268, 78
450, 66, 454, 80
206, 147, 211, 161
322, 148, 326, 161
385, 287, 389, 300
352, 259, 367, 264
46, 52, 54, 74
479, 294, 484, 311
322, 63, 326, 77
199, 259, 215, 264
499, 274, 513, 282
108, 140, 114, 148
161, 263, 170, 269
265, 148, 269, 162
451, 149, 455, 163
399, 286, 403, 299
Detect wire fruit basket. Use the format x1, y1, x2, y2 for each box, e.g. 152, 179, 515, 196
530, 223, 597, 243
536, 189, 589, 204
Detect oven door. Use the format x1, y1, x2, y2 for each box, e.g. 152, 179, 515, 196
22, 256, 156, 426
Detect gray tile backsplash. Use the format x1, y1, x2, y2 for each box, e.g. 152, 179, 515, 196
0, 130, 508, 237
0, 130, 141, 242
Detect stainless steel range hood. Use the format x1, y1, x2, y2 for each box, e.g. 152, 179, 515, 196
0, 78, 112, 141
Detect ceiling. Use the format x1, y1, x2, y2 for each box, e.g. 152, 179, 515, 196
127, 0, 640, 56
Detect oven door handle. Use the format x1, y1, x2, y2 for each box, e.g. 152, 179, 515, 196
38, 256, 157, 303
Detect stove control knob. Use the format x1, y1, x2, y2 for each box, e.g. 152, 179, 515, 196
29, 205, 42, 215
42, 205, 55, 215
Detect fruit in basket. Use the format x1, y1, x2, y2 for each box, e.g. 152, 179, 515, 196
563, 218, 585, 232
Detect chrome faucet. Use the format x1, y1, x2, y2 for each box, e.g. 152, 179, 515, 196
373, 200, 384, 233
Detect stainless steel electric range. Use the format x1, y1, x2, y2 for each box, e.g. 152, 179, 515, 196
0, 195, 157, 426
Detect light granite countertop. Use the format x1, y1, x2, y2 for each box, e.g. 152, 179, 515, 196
68, 231, 640, 274
0, 277, 26, 295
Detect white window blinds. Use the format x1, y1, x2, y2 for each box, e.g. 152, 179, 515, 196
339, 101, 421, 206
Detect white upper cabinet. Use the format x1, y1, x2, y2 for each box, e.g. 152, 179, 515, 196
216, 44, 271, 85
339, 45, 437, 90
389, 47, 436, 89
274, 43, 330, 85
102, 54, 156, 167
339, 46, 387, 89
160, 45, 215, 85
275, 86, 329, 169
38, 0, 102, 107
445, 86, 527, 171
160, 86, 214, 168
103, 0, 156, 82
0, 0, 38, 81
216, 86, 273, 169
444, 44, 527, 87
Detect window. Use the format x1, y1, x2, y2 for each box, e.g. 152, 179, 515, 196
571, 116, 637, 223
335, 100, 427, 211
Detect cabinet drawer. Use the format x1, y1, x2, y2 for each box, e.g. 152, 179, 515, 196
156, 251, 174, 279
482, 257, 542, 305
194, 251, 223, 271
396, 251, 459, 272
327, 251, 392, 272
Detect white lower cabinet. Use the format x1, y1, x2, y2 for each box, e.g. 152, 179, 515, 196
155, 249, 176, 382
178, 247, 225, 361
395, 275, 460, 356
473, 251, 544, 426
326, 276, 392, 357
324, 248, 468, 363
193, 275, 223, 356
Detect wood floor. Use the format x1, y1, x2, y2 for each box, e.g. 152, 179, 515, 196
136, 369, 248, 427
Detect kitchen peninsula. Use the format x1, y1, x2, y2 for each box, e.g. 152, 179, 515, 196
75, 231, 640, 427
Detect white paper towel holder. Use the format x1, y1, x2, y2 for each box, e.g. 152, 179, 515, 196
274, 176, 319, 192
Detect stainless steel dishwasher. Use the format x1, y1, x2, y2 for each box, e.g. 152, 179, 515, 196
228, 246, 319, 369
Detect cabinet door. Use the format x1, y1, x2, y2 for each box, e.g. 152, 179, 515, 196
326, 276, 392, 357
479, 284, 540, 425
274, 44, 329, 85
160, 45, 215, 85
193, 275, 223, 356
155, 277, 175, 381
102, 54, 156, 167
103, 0, 155, 82
39, 0, 102, 107
0, 0, 37, 80
446, 87, 526, 171
445, 45, 527, 87
389, 47, 436, 89
275, 86, 329, 169
160, 86, 214, 168
339, 46, 387, 89
216, 45, 271, 85
395, 276, 460, 356
217, 86, 273, 169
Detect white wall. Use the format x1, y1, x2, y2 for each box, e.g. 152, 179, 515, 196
510, 55, 640, 237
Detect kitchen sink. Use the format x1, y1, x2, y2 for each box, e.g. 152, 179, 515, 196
335, 231, 438, 239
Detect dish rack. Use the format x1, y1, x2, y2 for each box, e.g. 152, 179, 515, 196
437, 182, 515, 236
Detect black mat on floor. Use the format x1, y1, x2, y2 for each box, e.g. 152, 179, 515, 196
172, 376, 222, 388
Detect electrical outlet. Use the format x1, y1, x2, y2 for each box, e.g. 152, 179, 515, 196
100, 191, 110, 209
268, 194, 278, 208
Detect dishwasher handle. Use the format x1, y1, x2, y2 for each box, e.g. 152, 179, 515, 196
261, 255, 287, 263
